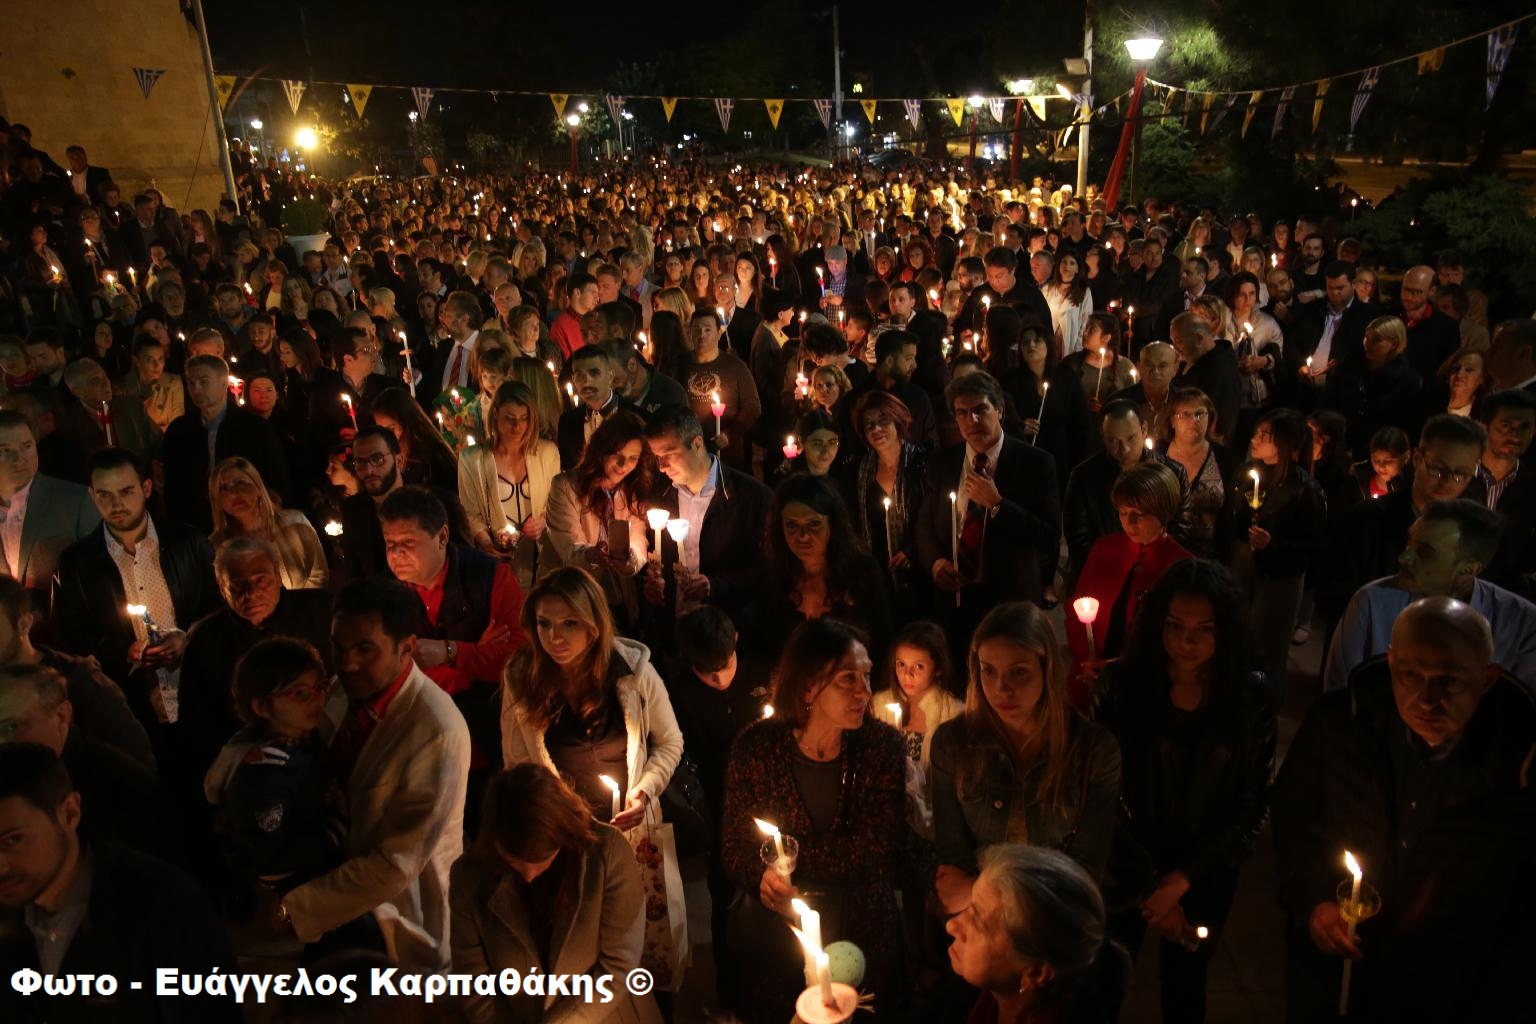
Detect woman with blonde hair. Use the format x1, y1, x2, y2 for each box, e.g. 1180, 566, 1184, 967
458, 380, 560, 591
208, 457, 329, 589
653, 284, 694, 323
930, 601, 1122, 913
500, 565, 682, 832
1325, 315, 1423, 452
509, 355, 564, 441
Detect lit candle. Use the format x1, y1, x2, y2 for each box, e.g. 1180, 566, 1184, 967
340, 393, 357, 430
465, 434, 477, 447
1249, 467, 1262, 507
324, 520, 344, 537
1094, 346, 1108, 400
1073, 596, 1100, 656
882, 495, 894, 563
599, 774, 622, 821
436, 410, 446, 430
762, 704, 775, 719
948, 491, 959, 604
128, 266, 138, 291
755, 817, 787, 869
1130, 366, 1139, 383
710, 390, 726, 439
815, 266, 824, 295
1270, 252, 1278, 268
645, 508, 670, 562
1031, 381, 1050, 445
798, 310, 808, 325
399, 331, 415, 397
795, 371, 810, 400
242, 281, 252, 295
886, 702, 902, 730
792, 898, 823, 984
815, 950, 834, 1007
783, 434, 801, 460
546, 360, 557, 379
565, 381, 578, 408
1340, 851, 1363, 1015
928, 288, 940, 308
500, 523, 519, 549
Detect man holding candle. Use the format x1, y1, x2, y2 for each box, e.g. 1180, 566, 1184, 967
678, 308, 761, 473
1274, 596, 1536, 1020
556, 344, 636, 470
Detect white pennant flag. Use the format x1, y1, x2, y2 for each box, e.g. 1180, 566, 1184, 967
813, 98, 833, 130
1350, 67, 1381, 131
412, 87, 435, 121
281, 79, 306, 115
1487, 24, 1520, 109
605, 95, 627, 127
1271, 85, 1297, 139
987, 97, 1006, 123
903, 99, 922, 130
133, 67, 166, 100
715, 97, 734, 133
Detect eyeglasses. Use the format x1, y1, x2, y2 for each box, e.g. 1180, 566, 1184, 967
1173, 410, 1209, 421
350, 452, 393, 470
1420, 461, 1472, 486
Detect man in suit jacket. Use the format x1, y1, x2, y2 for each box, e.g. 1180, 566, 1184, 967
918, 372, 1062, 656
642, 406, 771, 619
0, 411, 100, 614
277, 580, 470, 972
55, 359, 159, 462
1397, 264, 1462, 384
63, 145, 112, 207
557, 344, 640, 469
1284, 262, 1372, 406
162, 354, 290, 531
955, 246, 1054, 342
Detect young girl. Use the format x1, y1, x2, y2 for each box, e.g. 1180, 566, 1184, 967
872, 621, 964, 777
466, 343, 514, 442
1351, 426, 1409, 501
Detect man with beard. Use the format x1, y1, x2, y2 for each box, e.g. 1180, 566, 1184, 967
337, 427, 469, 582
857, 330, 938, 448
556, 344, 637, 470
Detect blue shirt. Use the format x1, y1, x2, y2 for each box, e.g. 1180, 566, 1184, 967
675, 457, 719, 574
1325, 576, 1536, 696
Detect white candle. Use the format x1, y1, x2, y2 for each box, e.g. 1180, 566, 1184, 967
792, 898, 822, 984
600, 774, 622, 821
340, 393, 357, 430
886, 702, 902, 730
882, 496, 894, 562
1073, 596, 1100, 656
99, 402, 114, 446
565, 381, 578, 408
815, 950, 834, 1007
646, 508, 670, 562
1094, 346, 1107, 399
755, 817, 786, 866
1031, 381, 1050, 446
1249, 468, 1261, 505
1340, 851, 1363, 1015
948, 491, 959, 566
399, 331, 415, 397
710, 390, 725, 439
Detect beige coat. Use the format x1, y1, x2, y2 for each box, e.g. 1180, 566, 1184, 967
283, 665, 471, 971
450, 825, 663, 1024
501, 638, 682, 824
212, 509, 329, 590
458, 439, 560, 589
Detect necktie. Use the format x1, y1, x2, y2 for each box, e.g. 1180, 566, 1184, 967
445, 345, 464, 389
958, 453, 989, 582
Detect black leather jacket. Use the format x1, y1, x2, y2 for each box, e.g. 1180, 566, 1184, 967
1096, 662, 1276, 889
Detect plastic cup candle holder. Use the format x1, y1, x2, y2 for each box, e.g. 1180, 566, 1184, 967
1073, 596, 1100, 654
645, 508, 670, 561
755, 818, 797, 878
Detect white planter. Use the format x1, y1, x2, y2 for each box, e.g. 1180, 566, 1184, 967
285, 232, 331, 258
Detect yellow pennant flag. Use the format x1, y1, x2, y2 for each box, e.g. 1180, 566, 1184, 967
550, 94, 569, 120
661, 97, 678, 122
1417, 48, 1445, 75
860, 99, 877, 124
764, 99, 784, 130
1200, 93, 1215, 135
348, 84, 372, 120
214, 74, 236, 110
1311, 80, 1331, 133
1027, 96, 1046, 122
945, 97, 967, 128
1241, 90, 1262, 137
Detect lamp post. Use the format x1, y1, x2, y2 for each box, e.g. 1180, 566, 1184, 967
566, 113, 581, 176
1076, 0, 1095, 197
1123, 36, 1164, 206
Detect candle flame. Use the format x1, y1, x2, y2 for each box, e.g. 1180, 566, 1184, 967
1249, 469, 1261, 483
1196, 926, 1209, 940
646, 508, 670, 530
1344, 851, 1362, 880
762, 705, 775, 718
126, 603, 147, 616
598, 774, 620, 796
324, 520, 343, 537
1072, 596, 1100, 624
882, 497, 891, 510
886, 702, 901, 717
791, 897, 813, 919
754, 818, 781, 839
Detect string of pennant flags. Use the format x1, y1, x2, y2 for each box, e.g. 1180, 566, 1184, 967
204, 12, 1526, 137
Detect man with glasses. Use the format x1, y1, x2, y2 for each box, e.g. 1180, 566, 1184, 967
1324, 499, 1536, 693
337, 428, 470, 583
1274, 596, 1536, 1019
917, 372, 1061, 655
1323, 415, 1487, 627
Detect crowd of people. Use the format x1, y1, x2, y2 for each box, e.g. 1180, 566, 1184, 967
1, 113, 1534, 1024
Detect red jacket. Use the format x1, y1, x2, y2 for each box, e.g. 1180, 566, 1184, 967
1066, 532, 1191, 705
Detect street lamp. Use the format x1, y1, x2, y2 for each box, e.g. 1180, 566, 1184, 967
1124, 35, 1164, 206
566, 113, 582, 176
294, 127, 318, 150
250, 118, 263, 131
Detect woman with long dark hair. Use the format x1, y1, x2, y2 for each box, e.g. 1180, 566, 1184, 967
752, 474, 892, 657
451, 763, 663, 1023
1045, 251, 1094, 357
763, 234, 801, 300
369, 388, 459, 493
1221, 407, 1326, 689
931, 602, 1122, 907
1001, 315, 1092, 492
1095, 559, 1274, 1024
843, 389, 930, 621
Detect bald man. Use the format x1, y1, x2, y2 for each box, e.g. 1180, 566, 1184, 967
1108, 340, 1179, 422
1396, 264, 1461, 382
1274, 596, 1536, 1020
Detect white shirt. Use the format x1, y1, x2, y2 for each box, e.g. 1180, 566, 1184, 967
675, 457, 720, 576
958, 434, 1006, 518
1314, 299, 1353, 379
105, 520, 183, 722
441, 330, 479, 391
0, 480, 33, 579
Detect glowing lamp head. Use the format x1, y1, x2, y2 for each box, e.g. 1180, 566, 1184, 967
1072, 596, 1100, 624
1124, 37, 1165, 62
294, 127, 319, 150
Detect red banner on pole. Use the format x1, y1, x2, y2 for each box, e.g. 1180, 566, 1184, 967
1101, 67, 1146, 212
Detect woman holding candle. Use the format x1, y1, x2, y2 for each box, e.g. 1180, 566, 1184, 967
1160, 388, 1238, 560
930, 602, 1122, 908
1219, 408, 1326, 690
500, 565, 682, 830
450, 763, 664, 1024
945, 845, 1129, 1024
720, 618, 905, 1024
1000, 317, 1092, 491
1064, 462, 1193, 704
1061, 313, 1136, 412
843, 389, 931, 620
208, 457, 330, 590
751, 475, 892, 659
504, 305, 565, 375
369, 388, 460, 492
1095, 559, 1275, 1024
771, 409, 841, 481
540, 412, 653, 631
458, 380, 560, 592
734, 252, 764, 314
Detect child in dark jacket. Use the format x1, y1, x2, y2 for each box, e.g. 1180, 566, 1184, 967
205, 636, 343, 891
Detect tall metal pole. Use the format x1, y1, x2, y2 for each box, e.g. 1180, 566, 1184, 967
1076, 0, 1094, 196
191, 0, 240, 211
831, 4, 843, 159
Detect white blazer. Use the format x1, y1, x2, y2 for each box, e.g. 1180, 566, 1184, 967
501, 637, 683, 825
283, 665, 471, 972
